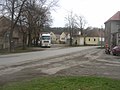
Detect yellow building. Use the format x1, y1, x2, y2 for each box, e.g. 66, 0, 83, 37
60, 32, 67, 44
50, 32, 57, 44
85, 37, 99, 45
84, 29, 104, 46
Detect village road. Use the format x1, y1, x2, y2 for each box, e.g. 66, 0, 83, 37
0, 46, 96, 66
0, 46, 120, 86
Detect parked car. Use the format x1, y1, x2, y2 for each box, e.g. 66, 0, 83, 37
112, 46, 120, 55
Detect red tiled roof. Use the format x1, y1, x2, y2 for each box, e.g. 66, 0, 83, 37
85, 29, 104, 37
105, 11, 120, 23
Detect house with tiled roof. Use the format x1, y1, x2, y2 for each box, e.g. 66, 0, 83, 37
0, 16, 23, 49
105, 11, 120, 47
50, 32, 57, 44
84, 29, 104, 46
59, 32, 67, 44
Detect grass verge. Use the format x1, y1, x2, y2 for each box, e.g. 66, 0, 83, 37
0, 47, 44, 55
0, 76, 120, 90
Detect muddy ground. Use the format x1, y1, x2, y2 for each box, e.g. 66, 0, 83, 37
0, 48, 120, 86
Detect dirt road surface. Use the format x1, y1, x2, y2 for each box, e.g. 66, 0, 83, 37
0, 47, 120, 85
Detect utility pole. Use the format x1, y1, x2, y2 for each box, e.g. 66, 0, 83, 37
101, 28, 102, 47
100, 26, 104, 48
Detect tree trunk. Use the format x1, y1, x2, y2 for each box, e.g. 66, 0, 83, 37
28, 28, 32, 47
22, 33, 26, 50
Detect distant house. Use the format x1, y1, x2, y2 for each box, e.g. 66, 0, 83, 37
50, 32, 57, 44
66, 33, 70, 45
0, 16, 22, 49
104, 11, 120, 47
63, 29, 104, 46
60, 32, 67, 44
50, 32, 60, 44
72, 35, 84, 46
85, 29, 104, 46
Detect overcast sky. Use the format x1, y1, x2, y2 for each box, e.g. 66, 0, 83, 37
51, 0, 120, 28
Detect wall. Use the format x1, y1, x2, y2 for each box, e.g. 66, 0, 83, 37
60, 32, 66, 44
111, 21, 120, 33
85, 37, 99, 45
0, 17, 23, 49
73, 36, 84, 45
50, 32, 57, 44
105, 22, 111, 47
105, 21, 120, 47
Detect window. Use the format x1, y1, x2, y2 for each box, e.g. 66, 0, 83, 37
89, 39, 90, 41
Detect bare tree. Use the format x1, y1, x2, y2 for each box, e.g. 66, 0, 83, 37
18, 16, 27, 50
65, 11, 77, 46
22, 0, 56, 47
0, 0, 27, 52
0, 0, 59, 49
75, 15, 87, 35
